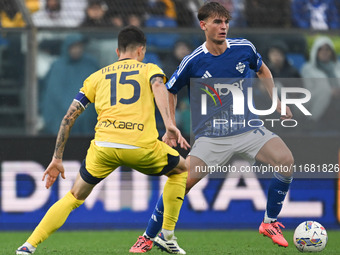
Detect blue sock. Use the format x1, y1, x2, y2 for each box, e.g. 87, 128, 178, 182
145, 194, 164, 238
264, 172, 292, 223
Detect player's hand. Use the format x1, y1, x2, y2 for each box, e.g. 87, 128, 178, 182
276, 104, 293, 120
42, 157, 66, 189
163, 124, 190, 150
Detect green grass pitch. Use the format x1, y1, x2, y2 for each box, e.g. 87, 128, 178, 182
3, 230, 339, 254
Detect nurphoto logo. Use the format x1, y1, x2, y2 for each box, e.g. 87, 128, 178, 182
195, 78, 312, 129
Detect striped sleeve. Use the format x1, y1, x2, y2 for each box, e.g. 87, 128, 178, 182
166, 46, 203, 93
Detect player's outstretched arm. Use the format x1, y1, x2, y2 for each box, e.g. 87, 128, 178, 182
162, 92, 190, 149
163, 124, 190, 150
257, 62, 293, 120
42, 100, 85, 189
151, 76, 190, 150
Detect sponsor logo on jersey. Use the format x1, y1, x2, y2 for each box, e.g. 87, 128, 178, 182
202, 70, 212, 79
97, 119, 144, 131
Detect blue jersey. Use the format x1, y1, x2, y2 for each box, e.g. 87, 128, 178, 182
166, 38, 263, 138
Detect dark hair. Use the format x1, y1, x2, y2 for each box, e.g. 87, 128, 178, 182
88, 0, 106, 8
197, 2, 232, 21
46, 0, 61, 12
118, 25, 146, 53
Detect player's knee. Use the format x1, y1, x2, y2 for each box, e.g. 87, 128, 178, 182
70, 190, 81, 200
272, 151, 294, 177
281, 151, 294, 167
70, 189, 89, 201
167, 166, 187, 176
272, 151, 294, 167
167, 157, 188, 176
176, 166, 188, 174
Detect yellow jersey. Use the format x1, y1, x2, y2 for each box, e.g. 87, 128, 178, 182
80, 59, 167, 147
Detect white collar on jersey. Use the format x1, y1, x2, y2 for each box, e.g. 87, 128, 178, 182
202, 39, 230, 54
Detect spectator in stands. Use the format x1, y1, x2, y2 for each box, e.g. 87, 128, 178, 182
32, 0, 64, 26
105, 0, 147, 26
33, 0, 87, 27
0, 0, 39, 27
245, 0, 291, 28
148, 0, 176, 19
106, 12, 142, 28
172, 0, 196, 27
41, 34, 99, 135
162, 40, 192, 77
36, 39, 61, 131
127, 14, 143, 27
301, 36, 340, 131
81, 0, 110, 27
266, 41, 301, 79
257, 41, 303, 130
61, 0, 87, 26
291, 0, 339, 30
37, 39, 61, 85
108, 13, 124, 27
145, 0, 178, 49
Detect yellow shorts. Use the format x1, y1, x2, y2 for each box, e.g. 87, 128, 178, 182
80, 139, 180, 184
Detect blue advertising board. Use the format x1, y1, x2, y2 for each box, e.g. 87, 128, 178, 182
0, 136, 339, 230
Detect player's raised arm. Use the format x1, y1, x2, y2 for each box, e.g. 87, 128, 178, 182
151, 76, 190, 150
256, 62, 293, 120
42, 100, 85, 189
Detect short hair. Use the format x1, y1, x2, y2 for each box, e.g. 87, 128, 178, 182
118, 26, 146, 53
197, 2, 232, 22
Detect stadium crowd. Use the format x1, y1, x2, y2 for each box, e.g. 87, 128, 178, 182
0, 0, 340, 135
1, 0, 340, 29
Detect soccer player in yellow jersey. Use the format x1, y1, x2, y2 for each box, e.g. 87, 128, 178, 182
16, 26, 189, 255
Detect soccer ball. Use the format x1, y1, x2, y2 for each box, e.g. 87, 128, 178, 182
293, 221, 328, 252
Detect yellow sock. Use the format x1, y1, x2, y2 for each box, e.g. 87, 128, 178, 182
162, 171, 188, 231
27, 191, 84, 247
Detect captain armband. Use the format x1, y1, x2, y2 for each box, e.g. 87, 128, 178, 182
74, 92, 91, 109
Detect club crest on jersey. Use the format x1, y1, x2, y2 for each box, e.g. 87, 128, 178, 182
236, 62, 246, 74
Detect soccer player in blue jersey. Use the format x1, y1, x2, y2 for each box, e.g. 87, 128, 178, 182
130, 2, 294, 252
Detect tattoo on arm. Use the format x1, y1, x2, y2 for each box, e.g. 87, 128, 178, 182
53, 100, 84, 159
151, 76, 164, 86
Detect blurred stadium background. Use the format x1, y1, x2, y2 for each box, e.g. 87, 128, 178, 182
0, 0, 340, 250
